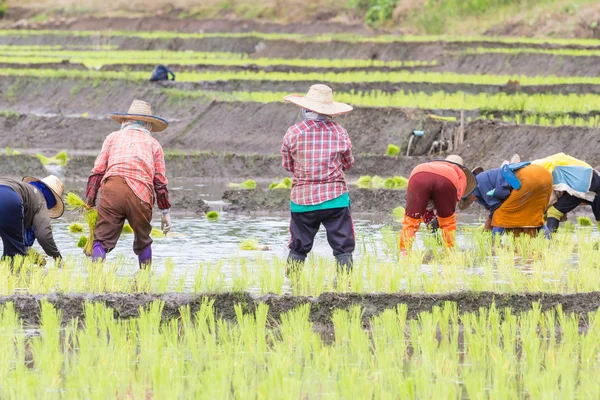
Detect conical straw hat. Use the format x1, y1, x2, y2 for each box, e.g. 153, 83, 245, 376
22, 175, 65, 218
443, 155, 477, 199
109, 100, 168, 132
284, 84, 353, 116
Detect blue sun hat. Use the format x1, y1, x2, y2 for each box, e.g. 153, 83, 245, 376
109, 100, 168, 132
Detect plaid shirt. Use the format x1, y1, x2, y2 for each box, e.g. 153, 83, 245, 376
281, 120, 354, 205
86, 127, 170, 209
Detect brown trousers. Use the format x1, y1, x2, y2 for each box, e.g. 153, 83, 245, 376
95, 177, 153, 255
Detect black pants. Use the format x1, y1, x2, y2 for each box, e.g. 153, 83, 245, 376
553, 172, 600, 221
289, 207, 355, 259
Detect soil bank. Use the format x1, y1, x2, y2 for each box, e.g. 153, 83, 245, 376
5, 291, 600, 327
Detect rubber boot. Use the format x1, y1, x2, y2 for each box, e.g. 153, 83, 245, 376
286, 251, 306, 276
138, 245, 152, 269
546, 217, 560, 233
399, 215, 423, 252
437, 214, 457, 248
92, 241, 106, 263
335, 253, 353, 273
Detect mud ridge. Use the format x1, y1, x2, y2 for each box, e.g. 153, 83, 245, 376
0, 153, 429, 180
5, 292, 600, 327
223, 188, 407, 213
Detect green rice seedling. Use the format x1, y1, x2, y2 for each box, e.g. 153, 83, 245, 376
227, 179, 257, 189
35, 150, 68, 166
578, 216, 593, 226
269, 177, 292, 189
239, 238, 265, 251
386, 144, 400, 156
206, 210, 219, 221
66, 192, 98, 256
392, 206, 405, 221
68, 222, 84, 233
4, 147, 19, 155
122, 223, 134, 234
151, 228, 164, 238
355, 175, 372, 188
76, 236, 87, 248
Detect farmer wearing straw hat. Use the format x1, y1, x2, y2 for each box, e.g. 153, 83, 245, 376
0, 175, 64, 260
282, 84, 355, 273
85, 100, 172, 268
400, 155, 477, 252
458, 159, 553, 238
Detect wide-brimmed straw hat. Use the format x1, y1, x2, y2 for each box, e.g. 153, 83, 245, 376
109, 100, 168, 132
22, 175, 65, 219
443, 155, 477, 199
284, 84, 353, 116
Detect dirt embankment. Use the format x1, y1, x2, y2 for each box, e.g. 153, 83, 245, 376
5, 292, 600, 327
0, 154, 428, 181
5, 14, 373, 36
457, 120, 600, 169
223, 188, 408, 213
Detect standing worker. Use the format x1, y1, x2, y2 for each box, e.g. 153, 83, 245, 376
459, 159, 553, 238
400, 155, 477, 252
0, 175, 64, 262
282, 84, 355, 273
85, 100, 172, 268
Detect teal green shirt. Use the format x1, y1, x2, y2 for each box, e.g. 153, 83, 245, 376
290, 192, 350, 213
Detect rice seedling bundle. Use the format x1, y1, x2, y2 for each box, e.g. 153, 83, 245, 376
35, 150, 68, 166
228, 179, 257, 189
122, 224, 134, 234
578, 216, 592, 226
269, 177, 292, 189
386, 144, 400, 156
206, 211, 219, 221
68, 223, 84, 233
65, 192, 96, 256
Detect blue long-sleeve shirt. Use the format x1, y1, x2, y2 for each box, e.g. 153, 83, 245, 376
473, 168, 513, 214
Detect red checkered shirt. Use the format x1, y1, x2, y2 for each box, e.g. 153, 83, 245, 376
281, 120, 354, 205
87, 127, 170, 208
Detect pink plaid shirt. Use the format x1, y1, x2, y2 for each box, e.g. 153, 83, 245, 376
281, 120, 354, 205
90, 127, 169, 207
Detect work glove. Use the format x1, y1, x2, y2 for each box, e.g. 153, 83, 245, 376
161, 209, 172, 235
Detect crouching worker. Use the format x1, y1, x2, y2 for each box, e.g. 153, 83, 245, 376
0, 175, 64, 262
400, 155, 477, 252
85, 100, 172, 268
282, 84, 355, 273
460, 160, 553, 238
532, 153, 600, 233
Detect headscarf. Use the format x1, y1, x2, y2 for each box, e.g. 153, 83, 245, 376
28, 181, 57, 210
302, 108, 332, 122
121, 119, 152, 134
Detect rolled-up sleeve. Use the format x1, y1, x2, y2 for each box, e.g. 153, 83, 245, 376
153, 143, 171, 210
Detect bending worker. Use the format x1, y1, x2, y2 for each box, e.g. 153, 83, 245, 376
400, 155, 476, 252
0, 175, 64, 261
85, 100, 172, 268
282, 84, 355, 273
532, 153, 600, 232
459, 158, 553, 238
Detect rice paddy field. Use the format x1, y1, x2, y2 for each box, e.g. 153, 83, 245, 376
3, 11, 600, 399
